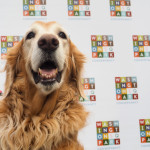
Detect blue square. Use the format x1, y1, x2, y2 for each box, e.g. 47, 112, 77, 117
103, 52, 109, 58
7, 42, 13, 47
132, 77, 137, 82
110, 6, 115, 11
113, 121, 119, 127
35, 11, 41, 16
116, 89, 121, 94
89, 78, 95, 84
1, 48, 7, 54
121, 11, 126, 17
133, 46, 139, 52
68, 5, 73, 11
109, 139, 115, 145
97, 134, 103, 140
23, 5, 29, 11
108, 35, 113, 41
92, 47, 97, 52
140, 131, 146, 137
79, 11, 85, 16
127, 94, 133, 100
145, 52, 150, 57
148, 35, 150, 41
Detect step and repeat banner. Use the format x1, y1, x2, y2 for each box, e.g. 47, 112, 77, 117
0, 0, 150, 150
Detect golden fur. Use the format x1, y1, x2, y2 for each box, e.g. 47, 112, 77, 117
0, 22, 88, 150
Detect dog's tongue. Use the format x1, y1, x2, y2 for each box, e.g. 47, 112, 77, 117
40, 68, 56, 75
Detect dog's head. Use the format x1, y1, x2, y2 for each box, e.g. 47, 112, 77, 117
4, 21, 85, 96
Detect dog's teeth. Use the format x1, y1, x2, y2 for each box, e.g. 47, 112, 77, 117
39, 68, 42, 75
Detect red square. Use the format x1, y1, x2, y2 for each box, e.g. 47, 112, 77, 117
92, 52, 98, 58
139, 119, 145, 125
115, 77, 121, 83
116, 94, 122, 100
132, 35, 138, 41
91, 35, 97, 41
90, 95, 96, 101
1, 36, 7, 42
134, 52, 139, 57
96, 121, 102, 128
109, 52, 114, 58
97, 140, 103, 146
41, 11, 47, 16
126, 11, 132, 17
133, 94, 138, 100
110, 11, 116, 16
85, 11, 90, 16
68, 11, 74, 16
141, 137, 146, 143
23, 11, 29, 16
115, 139, 120, 145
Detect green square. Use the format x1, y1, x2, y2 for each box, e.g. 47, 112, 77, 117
133, 41, 138, 46
79, 97, 85, 102
116, 83, 121, 88
74, 11, 79, 16
146, 137, 150, 143
122, 94, 127, 100
140, 125, 145, 131
97, 128, 102, 133
98, 52, 103, 58
1, 42, 7, 48
97, 35, 102, 41
103, 140, 109, 145
7, 36, 13, 42
116, 11, 121, 17
139, 52, 144, 57
110, 0, 115, 6
23, 0, 29, 5
68, 0, 73, 5
29, 11, 35, 16
92, 41, 97, 47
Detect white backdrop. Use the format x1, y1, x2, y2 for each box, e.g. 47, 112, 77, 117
0, 0, 150, 150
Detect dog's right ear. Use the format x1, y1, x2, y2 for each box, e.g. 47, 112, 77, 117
3, 39, 23, 97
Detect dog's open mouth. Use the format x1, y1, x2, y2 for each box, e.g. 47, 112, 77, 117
31, 61, 62, 85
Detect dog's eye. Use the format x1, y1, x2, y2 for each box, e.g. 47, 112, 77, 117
58, 32, 67, 39
26, 32, 35, 40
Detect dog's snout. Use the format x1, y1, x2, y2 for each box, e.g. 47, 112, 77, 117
38, 34, 59, 51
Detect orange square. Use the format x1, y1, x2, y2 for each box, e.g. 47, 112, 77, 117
23, 11, 29, 16
1, 54, 7, 59
116, 94, 122, 100
68, 11, 74, 16
102, 41, 108, 46
92, 52, 98, 58
110, 11, 116, 16
13, 42, 19, 47
134, 52, 139, 57
141, 137, 146, 143
79, 0, 84, 5
120, 1, 126, 6
126, 82, 132, 88
35, 0, 40, 5
144, 41, 149, 46
84, 83, 90, 89
115, 6, 121, 11
97, 140, 103, 146
108, 127, 114, 133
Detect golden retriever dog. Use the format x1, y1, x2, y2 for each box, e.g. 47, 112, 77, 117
0, 21, 88, 150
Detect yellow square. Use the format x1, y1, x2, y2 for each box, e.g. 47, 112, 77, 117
115, 6, 121, 11
139, 46, 144, 52
97, 47, 103, 52
146, 131, 150, 137
145, 119, 150, 125
97, 35, 102, 41
103, 133, 108, 139
102, 121, 108, 127
29, 5, 35, 11
74, 5, 79, 11
121, 88, 127, 94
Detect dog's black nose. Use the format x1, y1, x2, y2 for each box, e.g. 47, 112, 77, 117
38, 34, 59, 51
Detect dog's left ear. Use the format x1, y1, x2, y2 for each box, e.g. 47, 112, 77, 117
69, 40, 86, 98
3, 39, 24, 97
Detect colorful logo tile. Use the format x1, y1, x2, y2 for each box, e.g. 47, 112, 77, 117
133, 35, 150, 58
68, 0, 91, 17
1, 36, 23, 59
0, 90, 2, 96
79, 78, 96, 102
23, 0, 47, 17
96, 121, 120, 146
115, 77, 138, 100
110, 0, 132, 17
139, 119, 150, 143
91, 35, 114, 59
